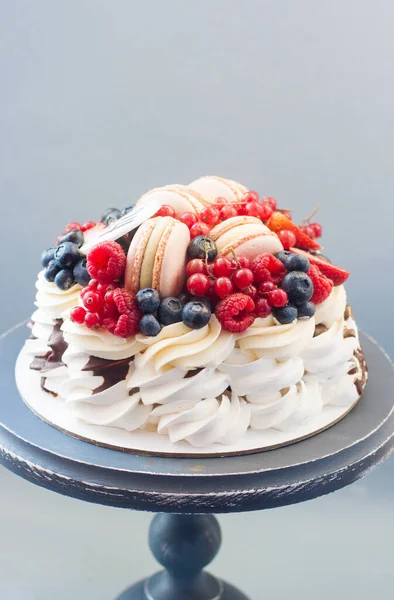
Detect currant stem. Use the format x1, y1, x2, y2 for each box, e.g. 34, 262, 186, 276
301, 205, 320, 225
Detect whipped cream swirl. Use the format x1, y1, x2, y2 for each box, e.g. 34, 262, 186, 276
62, 320, 144, 360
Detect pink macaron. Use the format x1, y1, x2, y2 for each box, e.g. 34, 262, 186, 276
210, 216, 283, 260
135, 185, 207, 217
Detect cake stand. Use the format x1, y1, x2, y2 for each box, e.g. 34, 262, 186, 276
0, 323, 393, 600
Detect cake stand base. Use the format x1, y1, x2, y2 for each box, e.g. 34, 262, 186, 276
115, 514, 249, 600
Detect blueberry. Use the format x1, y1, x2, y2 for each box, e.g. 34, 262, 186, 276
41, 247, 56, 268
54, 268, 75, 290
182, 300, 211, 329
58, 228, 85, 248
273, 304, 298, 324
102, 209, 123, 227
282, 254, 310, 273
73, 258, 90, 286
297, 301, 316, 319
193, 296, 212, 311
158, 297, 184, 325
275, 250, 292, 264
136, 288, 161, 313
281, 271, 313, 305
123, 204, 135, 214
44, 260, 60, 282
115, 233, 132, 255
54, 242, 81, 268
101, 207, 120, 223
187, 236, 218, 262
139, 314, 162, 337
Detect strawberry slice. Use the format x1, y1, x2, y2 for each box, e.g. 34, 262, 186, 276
267, 212, 321, 251
292, 248, 350, 285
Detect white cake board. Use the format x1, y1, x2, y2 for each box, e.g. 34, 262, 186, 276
15, 348, 362, 458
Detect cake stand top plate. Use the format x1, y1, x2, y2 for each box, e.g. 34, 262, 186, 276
0, 322, 393, 513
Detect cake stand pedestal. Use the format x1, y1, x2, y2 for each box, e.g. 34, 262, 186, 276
0, 325, 393, 600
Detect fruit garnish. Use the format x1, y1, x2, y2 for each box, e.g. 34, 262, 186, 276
135, 288, 161, 314
233, 268, 254, 290
189, 222, 211, 238
291, 248, 350, 285
267, 288, 288, 308
187, 273, 210, 296
155, 205, 176, 218
280, 271, 313, 305
179, 212, 198, 229
272, 305, 298, 324
182, 300, 211, 329
86, 241, 126, 283
251, 253, 285, 283
299, 206, 323, 240
267, 212, 321, 250
139, 314, 162, 336
158, 297, 184, 326
187, 236, 218, 262
307, 265, 333, 304
200, 206, 220, 227
113, 288, 136, 314
254, 297, 272, 318
215, 293, 255, 333
213, 277, 234, 298
70, 306, 86, 324
277, 229, 296, 250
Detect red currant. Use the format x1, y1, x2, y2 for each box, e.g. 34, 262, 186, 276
245, 285, 258, 300
186, 259, 207, 276
103, 301, 117, 319
81, 221, 96, 231
155, 205, 176, 218
263, 197, 277, 209
214, 257, 234, 277
190, 222, 211, 238
301, 225, 315, 238
245, 202, 261, 217
219, 205, 238, 221
186, 273, 210, 296
281, 211, 293, 220
255, 298, 272, 318
256, 203, 273, 221
70, 306, 86, 324
309, 222, 323, 238
179, 212, 198, 229
82, 291, 103, 312
104, 290, 115, 304
241, 191, 259, 204
214, 196, 229, 206
199, 206, 220, 227
213, 277, 234, 298
277, 229, 297, 249
65, 222, 82, 233
233, 268, 254, 289
88, 279, 99, 289
97, 282, 114, 296
259, 281, 276, 296
236, 256, 251, 269
85, 312, 102, 329
267, 288, 288, 308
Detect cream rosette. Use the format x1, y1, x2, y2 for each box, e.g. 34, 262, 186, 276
34, 270, 82, 320
314, 285, 347, 327
151, 391, 251, 447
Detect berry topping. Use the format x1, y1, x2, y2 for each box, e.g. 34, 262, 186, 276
85, 312, 102, 329
300, 225, 316, 239
235, 256, 251, 269
187, 273, 210, 296
58, 229, 84, 248
280, 271, 314, 305
280, 253, 310, 273
213, 257, 234, 277
139, 314, 162, 337
82, 291, 103, 312
182, 300, 212, 330
199, 206, 220, 227
213, 277, 234, 299
189, 222, 211, 238
53, 269, 74, 290
254, 297, 272, 318
251, 253, 285, 283
272, 305, 298, 324
242, 191, 259, 203
186, 259, 208, 276
267, 288, 288, 308
113, 288, 135, 314
219, 205, 238, 221
179, 212, 199, 229
116, 312, 141, 337
245, 284, 258, 300
277, 229, 297, 250
244, 202, 261, 218
275, 250, 292, 264
187, 236, 218, 262
291, 249, 350, 286
215, 293, 255, 333
307, 265, 333, 304
70, 306, 86, 324
101, 208, 123, 226
297, 301, 316, 319
309, 222, 323, 239
258, 280, 276, 296
155, 205, 176, 218
86, 241, 126, 283
54, 242, 80, 268
233, 268, 254, 289
267, 212, 321, 250
264, 197, 277, 209
73, 258, 90, 286
136, 288, 161, 313
255, 203, 273, 221
213, 196, 229, 206
158, 297, 184, 325
41, 247, 56, 268
81, 221, 96, 231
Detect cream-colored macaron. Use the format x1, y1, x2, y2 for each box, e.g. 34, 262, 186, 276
210, 216, 283, 261
188, 176, 248, 204
125, 217, 190, 298
135, 185, 207, 217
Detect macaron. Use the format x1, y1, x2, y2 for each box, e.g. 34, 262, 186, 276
135, 185, 207, 217
188, 176, 248, 204
210, 216, 283, 261
125, 217, 190, 298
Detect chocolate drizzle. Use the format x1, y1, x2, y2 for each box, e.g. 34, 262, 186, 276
314, 324, 328, 337
351, 346, 368, 396
344, 305, 353, 321
82, 356, 132, 394
30, 320, 68, 373
343, 328, 356, 339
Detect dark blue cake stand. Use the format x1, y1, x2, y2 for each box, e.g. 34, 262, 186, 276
1, 323, 393, 600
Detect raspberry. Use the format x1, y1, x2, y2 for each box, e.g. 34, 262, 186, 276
103, 317, 117, 334
215, 293, 255, 333
114, 312, 141, 338
113, 288, 135, 314
87, 241, 126, 283
308, 265, 333, 304
251, 253, 285, 283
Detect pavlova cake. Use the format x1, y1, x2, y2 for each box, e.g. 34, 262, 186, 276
17, 176, 367, 455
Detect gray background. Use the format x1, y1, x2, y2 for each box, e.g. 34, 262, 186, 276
0, 1, 393, 599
